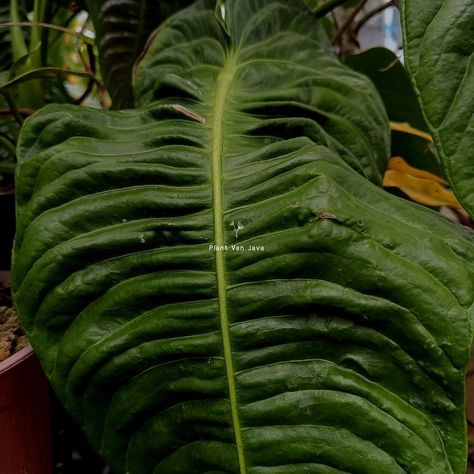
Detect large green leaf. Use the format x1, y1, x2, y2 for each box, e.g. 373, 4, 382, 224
13, 1, 474, 473
84, 0, 194, 109
401, 0, 474, 216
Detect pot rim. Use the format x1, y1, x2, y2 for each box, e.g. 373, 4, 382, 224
0, 344, 33, 374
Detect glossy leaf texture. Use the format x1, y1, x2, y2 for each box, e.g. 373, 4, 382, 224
401, 0, 474, 216
84, 0, 194, 108
13, 1, 474, 473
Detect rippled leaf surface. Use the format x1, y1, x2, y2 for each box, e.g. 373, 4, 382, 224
401, 0, 474, 216
13, 1, 474, 473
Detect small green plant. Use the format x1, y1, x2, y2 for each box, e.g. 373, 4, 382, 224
7, 0, 474, 473
0, 0, 101, 175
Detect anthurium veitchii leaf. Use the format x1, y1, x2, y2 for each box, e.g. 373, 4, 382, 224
13, 1, 474, 473
401, 0, 474, 217
84, 0, 194, 109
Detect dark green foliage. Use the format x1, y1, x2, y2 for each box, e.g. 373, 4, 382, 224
346, 47, 441, 175
401, 0, 474, 216
85, 0, 194, 108
0, 5, 13, 71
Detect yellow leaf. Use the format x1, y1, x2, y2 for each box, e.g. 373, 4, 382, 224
388, 157, 447, 185
67, 74, 80, 84
390, 121, 433, 142
383, 170, 461, 209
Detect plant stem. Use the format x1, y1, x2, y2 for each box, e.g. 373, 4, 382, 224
9, 0, 28, 61
0, 67, 96, 93
1, 90, 24, 125
30, 0, 46, 69
74, 79, 95, 105
314, 0, 352, 18
331, 0, 368, 45
353, 0, 394, 35
0, 22, 94, 45
451, 208, 474, 230
75, 44, 97, 105
0, 107, 35, 117
9, 0, 45, 108
26, 0, 46, 108
0, 135, 17, 158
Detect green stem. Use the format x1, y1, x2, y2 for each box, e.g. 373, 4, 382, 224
9, 0, 28, 61
1, 90, 24, 125
24, 0, 47, 108
0, 136, 17, 158
0, 23, 94, 46
314, 0, 352, 18
9, 0, 45, 108
30, 0, 46, 68
0, 67, 95, 92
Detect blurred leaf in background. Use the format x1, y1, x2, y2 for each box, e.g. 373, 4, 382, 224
346, 47, 440, 175
85, 0, 194, 109
0, 0, 105, 175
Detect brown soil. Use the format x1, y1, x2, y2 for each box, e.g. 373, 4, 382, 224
0, 306, 29, 362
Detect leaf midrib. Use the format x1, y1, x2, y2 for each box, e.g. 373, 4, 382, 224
211, 58, 247, 474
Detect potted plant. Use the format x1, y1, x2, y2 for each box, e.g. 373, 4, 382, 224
2, 0, 474, 473
0, 302, 51, 474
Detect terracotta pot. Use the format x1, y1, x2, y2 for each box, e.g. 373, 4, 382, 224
0, 345, 52, 474
468, 351, 474, 473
